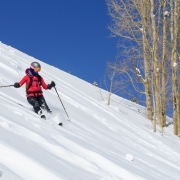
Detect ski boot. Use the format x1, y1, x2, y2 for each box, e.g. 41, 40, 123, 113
38, 110, 46, 120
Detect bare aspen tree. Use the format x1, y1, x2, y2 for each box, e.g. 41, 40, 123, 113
176, 0, 180, 136
150, 0, 164, 128
106, 61, 118, 105
106, 0, 153, 120
162, 0, 167, 127
148, 0, 169, 129
104, 59, 126, 105
141, 0, 153, 120
170, 0, 179, 135
106, 0, 180, 135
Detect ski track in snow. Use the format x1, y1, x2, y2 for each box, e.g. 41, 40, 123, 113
0, 143, 62, 180
0, 42, 180, 180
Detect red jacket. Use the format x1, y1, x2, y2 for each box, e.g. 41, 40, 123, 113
19, 74, 49, 97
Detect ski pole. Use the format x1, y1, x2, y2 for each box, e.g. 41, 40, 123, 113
54, 86, 70, 120
0, 85, 14, 88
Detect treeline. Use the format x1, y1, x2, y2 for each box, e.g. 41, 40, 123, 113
106, 0, 180, 135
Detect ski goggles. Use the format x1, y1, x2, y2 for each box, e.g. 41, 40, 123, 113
34, 67, 41, 72
30, 64, 41, 72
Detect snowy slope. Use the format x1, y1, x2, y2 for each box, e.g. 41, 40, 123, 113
0, 42, 180, 180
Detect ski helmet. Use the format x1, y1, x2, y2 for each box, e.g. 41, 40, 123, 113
30, 62, 41, 72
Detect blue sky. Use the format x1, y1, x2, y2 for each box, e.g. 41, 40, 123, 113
0, 0, 117, 84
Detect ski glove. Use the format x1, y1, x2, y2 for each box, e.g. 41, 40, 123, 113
48, 81, 56, 89
14, 82, 20, 88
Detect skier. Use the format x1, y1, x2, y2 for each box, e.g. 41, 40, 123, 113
14, 61, 55, 119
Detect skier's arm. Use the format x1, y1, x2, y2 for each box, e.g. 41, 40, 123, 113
41, 77, 55, 90
41, 77, 49, 90
14, 76, 27, 88
19, 76, 28, 86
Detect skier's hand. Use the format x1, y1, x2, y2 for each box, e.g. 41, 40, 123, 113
51, 81, 55, 87
14, 82, 20, 88
47, 81, 55, 89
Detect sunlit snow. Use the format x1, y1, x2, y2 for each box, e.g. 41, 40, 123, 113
0, 42, 180, 180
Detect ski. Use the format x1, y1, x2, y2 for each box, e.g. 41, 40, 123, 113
40, 114, 63, 126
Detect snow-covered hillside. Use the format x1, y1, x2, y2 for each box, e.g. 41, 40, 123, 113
0, 42, 180, 180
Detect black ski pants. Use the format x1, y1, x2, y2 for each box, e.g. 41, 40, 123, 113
27, 95, 49, 114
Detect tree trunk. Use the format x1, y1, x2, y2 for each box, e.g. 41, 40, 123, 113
162, 0, 167, 127
171, 0, 179, 135
150, 0, 162, 127
141, 1, 153, 120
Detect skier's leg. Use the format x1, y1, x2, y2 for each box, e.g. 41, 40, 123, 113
27, 96, 42, 114
38, 95, 51, 113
